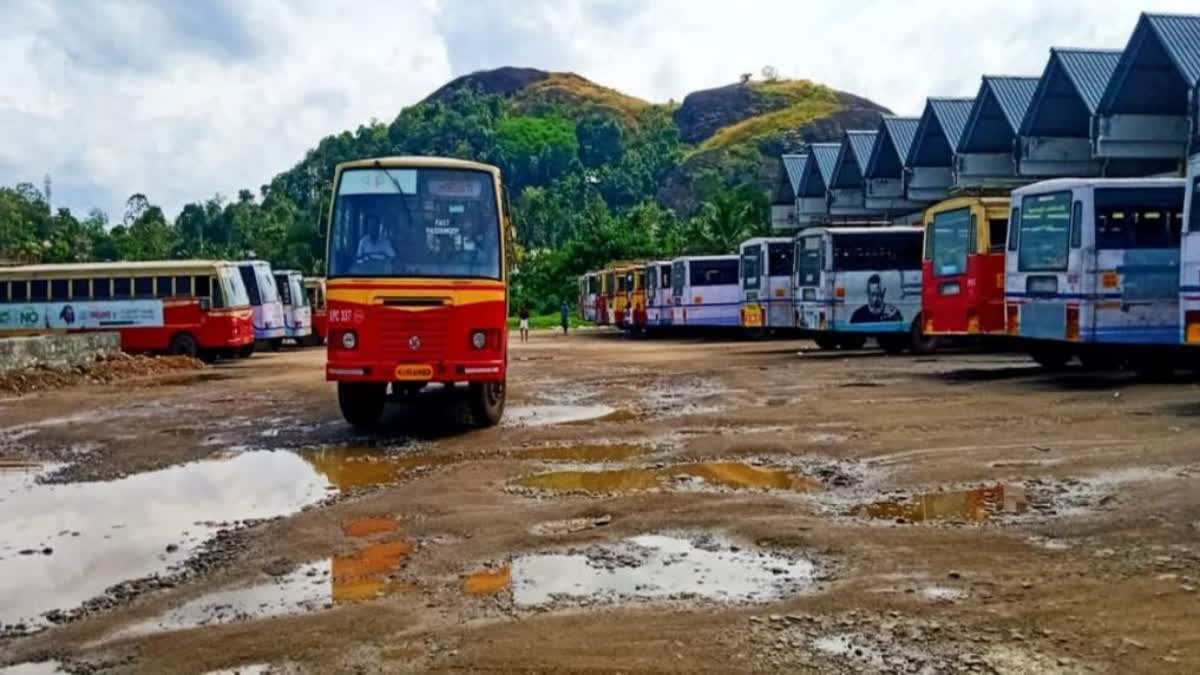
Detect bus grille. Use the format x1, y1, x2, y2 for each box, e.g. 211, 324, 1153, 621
378, 307, 450, 359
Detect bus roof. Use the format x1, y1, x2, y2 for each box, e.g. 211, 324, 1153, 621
672, 254, 740, 262
1011, 176, 1186, 198
925, 195, 1010, 216
273, 269, 302, 275
335, 156, 501, 178
303, 277, 325, 287
740, 237, 793, 249
0, 260, 238, 279
800, 226, 924, 237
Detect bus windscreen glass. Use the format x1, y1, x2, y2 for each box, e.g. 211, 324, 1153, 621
931, 208, 970, 276
328, 168, 501, 279
1018, 192, 1071, 271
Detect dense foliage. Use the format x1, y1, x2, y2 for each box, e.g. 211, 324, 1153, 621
0, 87, 771, 314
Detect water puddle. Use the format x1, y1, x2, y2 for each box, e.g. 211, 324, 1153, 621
0, 451, 330, 628
513, 463, 820, 494
502, 404, 616, 427
299, 447, 458, 490
482, 534, 816, 607
342, 516, 400, 538
851, 485, 1027, 523
514, 443, 651, 463
114, 541, 413, 639
463, 565, 511, 596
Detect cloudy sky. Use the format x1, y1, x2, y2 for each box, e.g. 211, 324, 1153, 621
2, 0, 1195, 220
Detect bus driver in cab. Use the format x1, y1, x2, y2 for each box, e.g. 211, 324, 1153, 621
354, 213, 396, 272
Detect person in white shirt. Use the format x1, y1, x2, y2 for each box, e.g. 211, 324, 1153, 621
355, 214, 396, 270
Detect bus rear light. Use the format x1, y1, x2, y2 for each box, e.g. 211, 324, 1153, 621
1186, 311, 1200, 343
1101, 271, 1119, 289
835, 287, 845, 299
995, 272, 1004, 288
1006, 304, 1019, 336
328, 367, 367, 376
1065, 306, 1080, 342
967, 309, 979, 334
924, 318, 934, 335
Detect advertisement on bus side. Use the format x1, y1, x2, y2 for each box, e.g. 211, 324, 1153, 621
0, 300, 164, 330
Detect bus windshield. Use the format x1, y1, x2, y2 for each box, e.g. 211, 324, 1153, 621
289, 275, 307, 307
767, 243, 793, 277
218, 267, 250, 308
1018, 192, 1071, 271
328, 167, 501, 279
797, 238, 822, 285
931, 208, 971, 277
741, 246, 762, 289
255, 266, 279, 303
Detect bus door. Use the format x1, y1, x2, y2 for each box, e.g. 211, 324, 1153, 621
794, 235, 827, 331
1184, 158, 1200, 343
1091, 186, 1184, 345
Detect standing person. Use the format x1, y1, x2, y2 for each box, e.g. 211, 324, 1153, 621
560, 301, 570, 335
518, 304, 530, 343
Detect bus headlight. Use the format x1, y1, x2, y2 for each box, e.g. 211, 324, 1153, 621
341, 331, 358, 350
470, 331, 487, 350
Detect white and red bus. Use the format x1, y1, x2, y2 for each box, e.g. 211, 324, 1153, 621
0, 260, 254, 361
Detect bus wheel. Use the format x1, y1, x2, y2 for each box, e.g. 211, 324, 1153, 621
338, 382, 385, 430
468, 380, 506, 428
878, 334, 907, 355
168, 333, 199, 359
238, 343, 256, 359
1030, 347, 1071, 371
270, 338, 284, 352
814, 335, 839, 351
838, 335, 867, 350
197, 349, 219, 364
909, 317, 938, 355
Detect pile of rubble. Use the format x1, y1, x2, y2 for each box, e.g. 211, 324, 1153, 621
0, 352, 204, 396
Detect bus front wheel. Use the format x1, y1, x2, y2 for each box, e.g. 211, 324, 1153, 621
814, 335, 839, 351
838, 335, 867, 350
168, 333, 199, 359
238, 343, 256, 359
467, 380, 506, 428
338, 382, 386, 430
1030, 347, 1071, 371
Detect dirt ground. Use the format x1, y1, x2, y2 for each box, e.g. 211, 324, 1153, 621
1, 329, 1199, 674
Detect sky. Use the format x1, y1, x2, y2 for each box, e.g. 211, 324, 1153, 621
2, 0, 1197, 221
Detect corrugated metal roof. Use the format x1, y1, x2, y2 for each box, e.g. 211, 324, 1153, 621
795, 152, 824, 196
883, 117, 920, 161
781, 153, 807, 195
985, 76, 1041, 131
811, 143, 841, 184
1146, 13, 1200, 86
928, 98, 975, 148
846, 130, 878, 171
1054, 48, 1122, 114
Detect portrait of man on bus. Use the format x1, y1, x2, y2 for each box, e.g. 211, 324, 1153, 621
850, 274, 902, 324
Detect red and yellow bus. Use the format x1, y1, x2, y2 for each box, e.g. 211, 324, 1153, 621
324, 157, 509, 429
0, 260, 253, 360
921, 196, 1011, 337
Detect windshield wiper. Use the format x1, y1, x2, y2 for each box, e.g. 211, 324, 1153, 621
377, 165, 415, 239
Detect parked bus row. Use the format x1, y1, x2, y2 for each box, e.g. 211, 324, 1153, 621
581, 176, 1200, 371
0, 259, 328, 361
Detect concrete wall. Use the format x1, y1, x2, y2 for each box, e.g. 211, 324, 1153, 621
0, 333, 121, 374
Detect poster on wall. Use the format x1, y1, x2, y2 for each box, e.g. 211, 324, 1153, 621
0, 300, 164, 330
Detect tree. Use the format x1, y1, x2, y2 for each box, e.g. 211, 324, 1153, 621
576, 114, 623, 168
761, 65, 781, 82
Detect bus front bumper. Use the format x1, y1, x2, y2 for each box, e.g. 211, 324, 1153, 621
326, 358, 506, 383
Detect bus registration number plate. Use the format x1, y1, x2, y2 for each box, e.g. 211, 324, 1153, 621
394, 364, 434, 380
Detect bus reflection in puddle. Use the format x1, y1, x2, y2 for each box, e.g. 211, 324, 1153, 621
851, 484, 1027, 523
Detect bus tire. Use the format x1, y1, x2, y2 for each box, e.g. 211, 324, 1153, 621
238, 343, 256, 359
269, 338, 284, 352
338, 382, 385, 430
878, 334, 907, 355
1030, 347, 1071, 371
467, 380, 506, 428
168, 333, 199, 359
909, 316, 938, 355
814, 335, 839, 351
838, 335, 867, 350
197, 349, 219, 364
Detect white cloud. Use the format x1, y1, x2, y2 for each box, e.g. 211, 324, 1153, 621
1, 0, 1197, 220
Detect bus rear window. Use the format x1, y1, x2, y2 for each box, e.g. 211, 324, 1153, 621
239, 266, 262, 305
1018, 191, 1071, 271
741, 247, 762, 290
768, 243, 793, 276
1094, 187, 1184, 250
275, 275, 293, 304
930, 208, 971, 277
797, 238, 822, 285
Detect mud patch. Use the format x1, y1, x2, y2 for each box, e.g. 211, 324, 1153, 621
850, 485, 1028, 523
499, 533, 817, 607
112, 541, 414, 639
0, 451, 330, 629
512, 462, 820, 495
640, 377, 724, 418
342, 516, 400, 538
513, 443, 655, 463
529, 515, 613, 536
299, 446, 458, 490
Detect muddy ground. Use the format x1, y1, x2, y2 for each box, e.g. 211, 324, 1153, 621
1, 330, 1198, 674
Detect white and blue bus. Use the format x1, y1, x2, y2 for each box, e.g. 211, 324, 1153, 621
670, 255, 740, 328
1005, 178, 1185, 369
644, 260, 674, 331
739, 237, 795, 333
793, 227, 930, 353
273, 269, 312, 344
1182, 152, 1200, 345
236, 260, 286, 353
